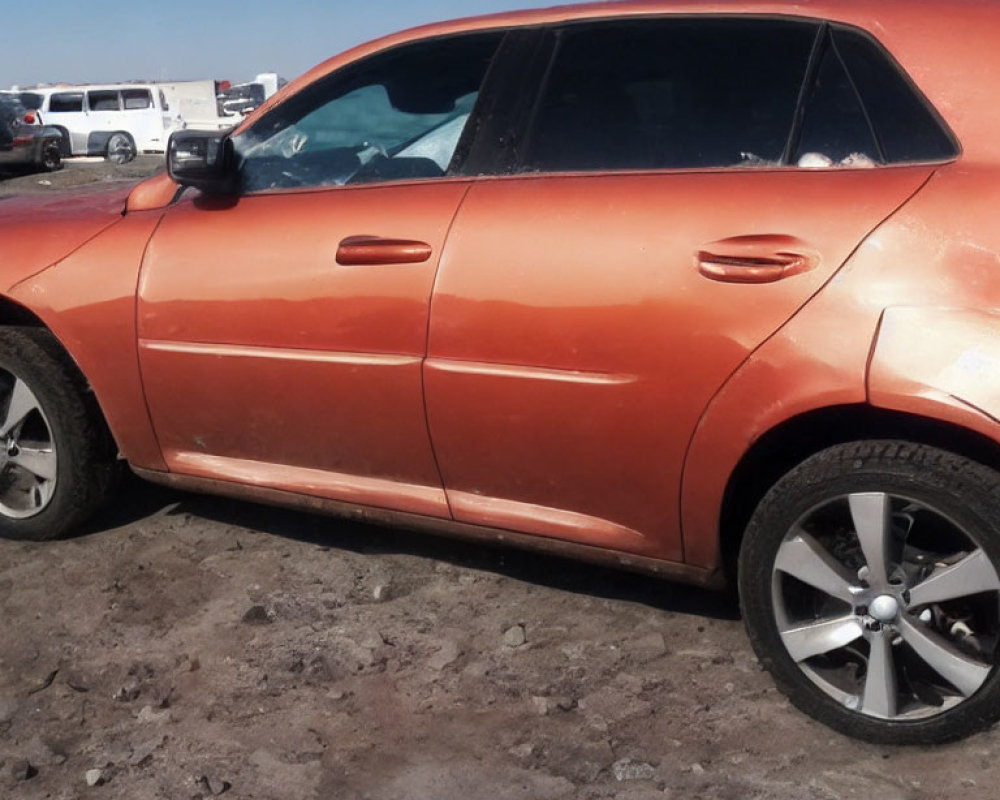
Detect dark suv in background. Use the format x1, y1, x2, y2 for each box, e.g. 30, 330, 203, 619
0, 94, 62, 174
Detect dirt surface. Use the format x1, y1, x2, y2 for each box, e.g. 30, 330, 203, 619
2, 158, 1000, 799
0, 155, 165, 195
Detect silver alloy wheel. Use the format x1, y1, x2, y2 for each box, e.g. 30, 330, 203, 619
771, 492, 1000, 721
106, 133, 135, 164
0, 372, 57, 518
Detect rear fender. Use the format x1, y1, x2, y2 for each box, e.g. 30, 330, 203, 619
868, 307, 1000, 437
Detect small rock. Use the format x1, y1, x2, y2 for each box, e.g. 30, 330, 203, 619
612, 759, 656, 782
502, 624, 527, 648
629, 632, 668, 662
508, 743, 535, 759
531, 696, 550, 716
114, 682, 141, 702
0, 695, 19, 724
427, 641, 461, 671
137, 705, 171, 724
197, 774, 231, 795
85, 768, 107, 787
690, 763, 705, 775
11, 760, 36, 782
129, 734, 167, 766
242, 605, 272, 625
371, 583, 391, 602
555, 696, 577, 712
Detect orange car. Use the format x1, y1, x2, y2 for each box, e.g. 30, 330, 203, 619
0, 0, 998, 743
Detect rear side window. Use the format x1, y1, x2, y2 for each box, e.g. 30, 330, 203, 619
792, 33, 881, 166
88, 91, 120, 111
49, 93, 83, 113
519, 17, 956, 174
122, 89, 152, 110
521, 19, 819, 172
832, 26, 957, 163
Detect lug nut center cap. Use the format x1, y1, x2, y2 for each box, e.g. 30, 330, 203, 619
870, 594, 900, 623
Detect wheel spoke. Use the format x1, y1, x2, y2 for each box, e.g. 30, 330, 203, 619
899, 617, 992, 697
9, 446, 56, 482
849, 492, 893, 588
862, 633, 898, 718
0, 378, 39, 437
774, 531, 858, 604
780, 615, 864, 662
908, 550, 1000, 607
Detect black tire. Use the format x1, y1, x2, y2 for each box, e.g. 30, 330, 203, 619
739, 441, 1000, 744
105, 132, 136, 165
0, 327, 118, 540
39, 140, 62, 172
52, 127, 71, 158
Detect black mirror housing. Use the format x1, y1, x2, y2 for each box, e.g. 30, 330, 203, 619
167, 130, 237, 194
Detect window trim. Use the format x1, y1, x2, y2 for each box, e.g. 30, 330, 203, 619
502, 13, 960, 177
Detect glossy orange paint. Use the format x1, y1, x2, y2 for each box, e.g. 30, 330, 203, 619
0, 0, 998, 589
7, 208, 167, 470
681, 163, 1000, 571
136, 181, 474, 516
426, 168, 931, 561
0, 184, 130, 291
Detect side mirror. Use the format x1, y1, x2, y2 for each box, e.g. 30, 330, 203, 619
167, 130, 236, 194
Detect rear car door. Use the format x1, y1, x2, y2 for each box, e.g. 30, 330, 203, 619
137, 31, 504, 517
425, 19, 953, 561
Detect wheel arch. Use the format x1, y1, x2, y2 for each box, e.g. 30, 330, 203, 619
0, 295, 119, 455
718, 404, 1000, 583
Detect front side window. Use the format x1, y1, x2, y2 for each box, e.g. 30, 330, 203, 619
48, 93, 84, 113
234, 32, 503, 192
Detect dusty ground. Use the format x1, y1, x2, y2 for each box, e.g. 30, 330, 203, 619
0, 155, 166, 195
3, 158, 1000, 799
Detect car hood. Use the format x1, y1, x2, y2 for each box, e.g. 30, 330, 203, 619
0, 183, 132, 291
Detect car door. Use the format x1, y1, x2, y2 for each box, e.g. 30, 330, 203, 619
425, 19, 950, 561
137, 31, 504, 517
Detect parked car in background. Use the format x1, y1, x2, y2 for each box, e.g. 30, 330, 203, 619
1, 0, 1000, 745
0, 94, 61, 172
27, 83, 173, 162
217, 73, 286, 118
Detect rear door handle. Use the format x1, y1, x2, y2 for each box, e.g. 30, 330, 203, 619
697, 234, 818, 284
336, 236, 433, 266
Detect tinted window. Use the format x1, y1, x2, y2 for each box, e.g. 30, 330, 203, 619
833, 27, 957, 163
522, 19, 818, 172
235, 32, 503, 192
88, 91, 120, 111
49, 92, 84, 113
122, 89, 152, 110
793, 34, 880, 167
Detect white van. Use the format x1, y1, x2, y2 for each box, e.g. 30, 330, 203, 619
32, 84, 173, 163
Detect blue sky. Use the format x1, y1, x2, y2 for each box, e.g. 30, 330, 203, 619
3, 0, 592, 88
